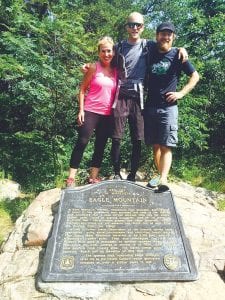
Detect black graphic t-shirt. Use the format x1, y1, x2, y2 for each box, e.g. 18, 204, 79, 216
146, 47, 195, 108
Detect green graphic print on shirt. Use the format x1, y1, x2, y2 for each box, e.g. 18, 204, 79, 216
151, 58, 171, 76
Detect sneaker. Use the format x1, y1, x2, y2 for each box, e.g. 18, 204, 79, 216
65, 177, 75, 187
127, 173, 136, 182
155, 184, 170, 193
113, 173, 122, 180
147, 175, 161, 188
88, 178, 101, 184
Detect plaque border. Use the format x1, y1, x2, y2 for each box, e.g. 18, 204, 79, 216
41, 181, 198, 282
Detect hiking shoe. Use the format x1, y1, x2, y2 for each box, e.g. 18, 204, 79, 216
155, 184, 170, 193
65, 177, 75, 188
127, 173, 136, 182
113, 173, 122, 180
147, 175, 161, 188
88, 178, 101, 184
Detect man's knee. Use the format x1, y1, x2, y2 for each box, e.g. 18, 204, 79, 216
131, 140, 141, 153
153, 144, 171, 154
161, 145, 172, 154
112, 138, 121, 146
153, 144, 160, 149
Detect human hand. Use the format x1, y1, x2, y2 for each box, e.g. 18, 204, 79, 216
77, 111, 85, 126
81, 63, 90, 74
178, 47, 188, 63
165, 91, 184, 103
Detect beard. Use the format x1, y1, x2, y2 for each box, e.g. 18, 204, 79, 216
157, 41, 172, 52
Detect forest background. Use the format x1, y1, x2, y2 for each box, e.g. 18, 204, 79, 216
0, 0, 225, 194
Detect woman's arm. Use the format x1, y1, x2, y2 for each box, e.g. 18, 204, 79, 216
77, 63, 96, 126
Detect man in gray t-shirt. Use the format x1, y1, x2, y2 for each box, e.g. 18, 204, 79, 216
111, 12, 153, 182
116, 40, 147, 80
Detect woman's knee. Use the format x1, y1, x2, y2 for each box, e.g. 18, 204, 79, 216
77, 137, 89, 148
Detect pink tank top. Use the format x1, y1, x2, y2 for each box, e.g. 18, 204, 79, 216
84, 62, 118, 115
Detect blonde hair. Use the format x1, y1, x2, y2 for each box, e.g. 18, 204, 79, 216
97, 36, 114, 52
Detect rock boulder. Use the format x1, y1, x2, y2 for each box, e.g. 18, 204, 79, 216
0, 182, 225, 300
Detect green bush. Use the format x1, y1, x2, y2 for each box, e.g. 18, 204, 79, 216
0, 197, 32, 222
0, 207, 13, 245
172, 151, 225, 193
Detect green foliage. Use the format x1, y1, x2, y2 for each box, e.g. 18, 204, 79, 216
217, 199, 225, 211
172, 151, 225, 193
0, 0, 89, 190
178, 94, 209, 151
0, 206, 13, 245
0, 196, 32, 222
0, 131, 69, 191
75, 169, 90, 185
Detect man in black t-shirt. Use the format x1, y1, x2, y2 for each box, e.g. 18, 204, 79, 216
144, 22, 199, 189
111, 12, 147, 182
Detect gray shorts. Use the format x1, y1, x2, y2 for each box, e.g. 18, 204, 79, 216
144, 105, 178, 147
112, 97, 144, 140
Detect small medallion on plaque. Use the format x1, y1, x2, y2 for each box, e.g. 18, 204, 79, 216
163, 254, 180, 271
60, 256, 75, 270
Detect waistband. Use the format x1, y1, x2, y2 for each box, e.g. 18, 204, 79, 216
112, 80, 144, 110
120, 79, 144, 85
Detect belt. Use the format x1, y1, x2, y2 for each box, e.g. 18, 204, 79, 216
112, 80, 144, 110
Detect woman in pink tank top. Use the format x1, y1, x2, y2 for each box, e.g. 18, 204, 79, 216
66, 37, 118, 187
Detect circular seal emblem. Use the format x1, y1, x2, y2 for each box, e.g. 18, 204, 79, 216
163, 254, 180, 271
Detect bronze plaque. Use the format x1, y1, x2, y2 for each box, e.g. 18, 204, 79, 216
42, 180, 198, 281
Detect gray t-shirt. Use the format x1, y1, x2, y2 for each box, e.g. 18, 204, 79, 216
116, 40, 147, 81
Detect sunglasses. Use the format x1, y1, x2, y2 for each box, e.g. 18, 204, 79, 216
126, 22, 143, 29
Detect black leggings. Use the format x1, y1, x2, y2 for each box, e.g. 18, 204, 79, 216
70, 111, 111, 169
